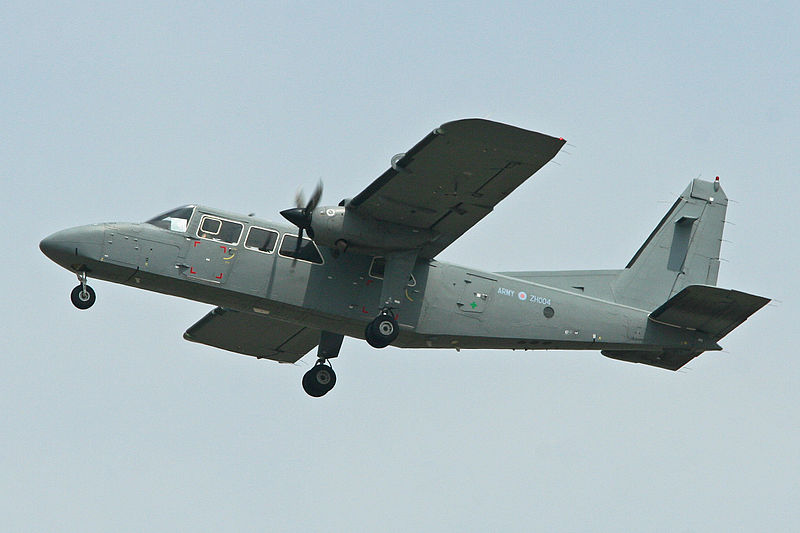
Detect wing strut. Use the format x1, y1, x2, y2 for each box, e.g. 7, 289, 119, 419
362, 249, 419, 350
318, 331, 344, 359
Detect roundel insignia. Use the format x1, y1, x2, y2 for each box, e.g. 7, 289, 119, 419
518, 291, 527, 301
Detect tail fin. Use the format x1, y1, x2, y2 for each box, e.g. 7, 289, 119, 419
613, 179, 727, 310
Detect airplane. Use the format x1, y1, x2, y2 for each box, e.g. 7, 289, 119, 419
39, 119, 770, 397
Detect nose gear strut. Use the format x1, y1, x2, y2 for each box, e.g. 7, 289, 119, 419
70, 270, 96, 310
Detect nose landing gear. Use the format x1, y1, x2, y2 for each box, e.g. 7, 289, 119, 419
70, 271, 96, 310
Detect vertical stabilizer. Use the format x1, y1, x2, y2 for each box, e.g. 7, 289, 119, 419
613, 179, 727, 310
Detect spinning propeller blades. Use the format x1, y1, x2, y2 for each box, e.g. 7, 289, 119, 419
280, 181, 323, 258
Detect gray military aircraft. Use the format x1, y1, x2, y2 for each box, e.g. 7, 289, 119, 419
40, 119, 769, 397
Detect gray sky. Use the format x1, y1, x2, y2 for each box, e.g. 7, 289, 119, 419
3, 1, 798, 531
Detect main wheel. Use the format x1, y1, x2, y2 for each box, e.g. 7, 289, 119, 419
365, 313, 398, 348
302, 364, 336, 397
70, 284, 96, 310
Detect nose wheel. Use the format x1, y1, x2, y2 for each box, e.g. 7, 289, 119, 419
365, 310, 399, 348
302, 360, 337, 397
70, 271, 96, 309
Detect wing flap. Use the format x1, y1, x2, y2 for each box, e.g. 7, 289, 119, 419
184, 307, 319, 363
649, 285, 770, 340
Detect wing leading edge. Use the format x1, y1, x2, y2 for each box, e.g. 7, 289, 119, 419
348, 119, 565, 258
184, 307, 319, 363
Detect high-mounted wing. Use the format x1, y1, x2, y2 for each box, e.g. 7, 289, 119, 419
348, 119, 565, 258
184, 307, 319, 363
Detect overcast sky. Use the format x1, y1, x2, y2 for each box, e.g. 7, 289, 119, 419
3, 1, 798, 531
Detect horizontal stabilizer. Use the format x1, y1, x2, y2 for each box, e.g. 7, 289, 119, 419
184, 307, 319, 363
649, 285, 770, 340
601, 348, 703, 371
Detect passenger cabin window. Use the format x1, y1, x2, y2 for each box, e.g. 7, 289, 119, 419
279, 235, 324, 264
245, 227, 279, 253
198, 215, 243, 244
369, 256, 416, 286
145, 206, 195, 232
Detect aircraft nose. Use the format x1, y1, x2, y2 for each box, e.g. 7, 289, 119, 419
40, 225, 104, 269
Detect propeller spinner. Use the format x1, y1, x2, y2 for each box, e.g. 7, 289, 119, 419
280, 181, 323, 256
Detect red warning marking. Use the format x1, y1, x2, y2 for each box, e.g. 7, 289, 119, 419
361, 306, 369, 314
189, 267, 196, 274
215, 273, 223, 280
365, 279, 373, 286
220, 245, 227, 253
193, 241, 199, 247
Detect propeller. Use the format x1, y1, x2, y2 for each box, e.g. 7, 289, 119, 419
281, 181, 323, 258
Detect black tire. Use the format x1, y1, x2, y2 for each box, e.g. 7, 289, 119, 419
302, 364, 336, 397
364, 320, 386, 348
70, 284, 96, 310
365, 313, 398, 348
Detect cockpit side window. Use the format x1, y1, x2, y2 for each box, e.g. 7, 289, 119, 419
145, 206, 195, 232
197, 215, 243, 245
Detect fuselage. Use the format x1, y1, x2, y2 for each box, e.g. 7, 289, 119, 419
39, 205, 712, 354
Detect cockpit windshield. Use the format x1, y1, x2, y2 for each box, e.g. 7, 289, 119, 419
145, 206, 195, 232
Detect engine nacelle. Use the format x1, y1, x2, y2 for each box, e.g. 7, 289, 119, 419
309, 206, 435, 254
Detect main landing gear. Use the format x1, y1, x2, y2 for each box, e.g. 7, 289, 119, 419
70, 271, 95, 310
364, 250, 414, 349
302, 331, 343, 397
364, 310, 399, 348
302, 360, 337, 397
301, 315, 398, 397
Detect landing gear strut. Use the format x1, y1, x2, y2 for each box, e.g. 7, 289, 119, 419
302, 331, 343, 397
302, 360, 336, 397
70, 271, 95, 310
365, 310, 399, 348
